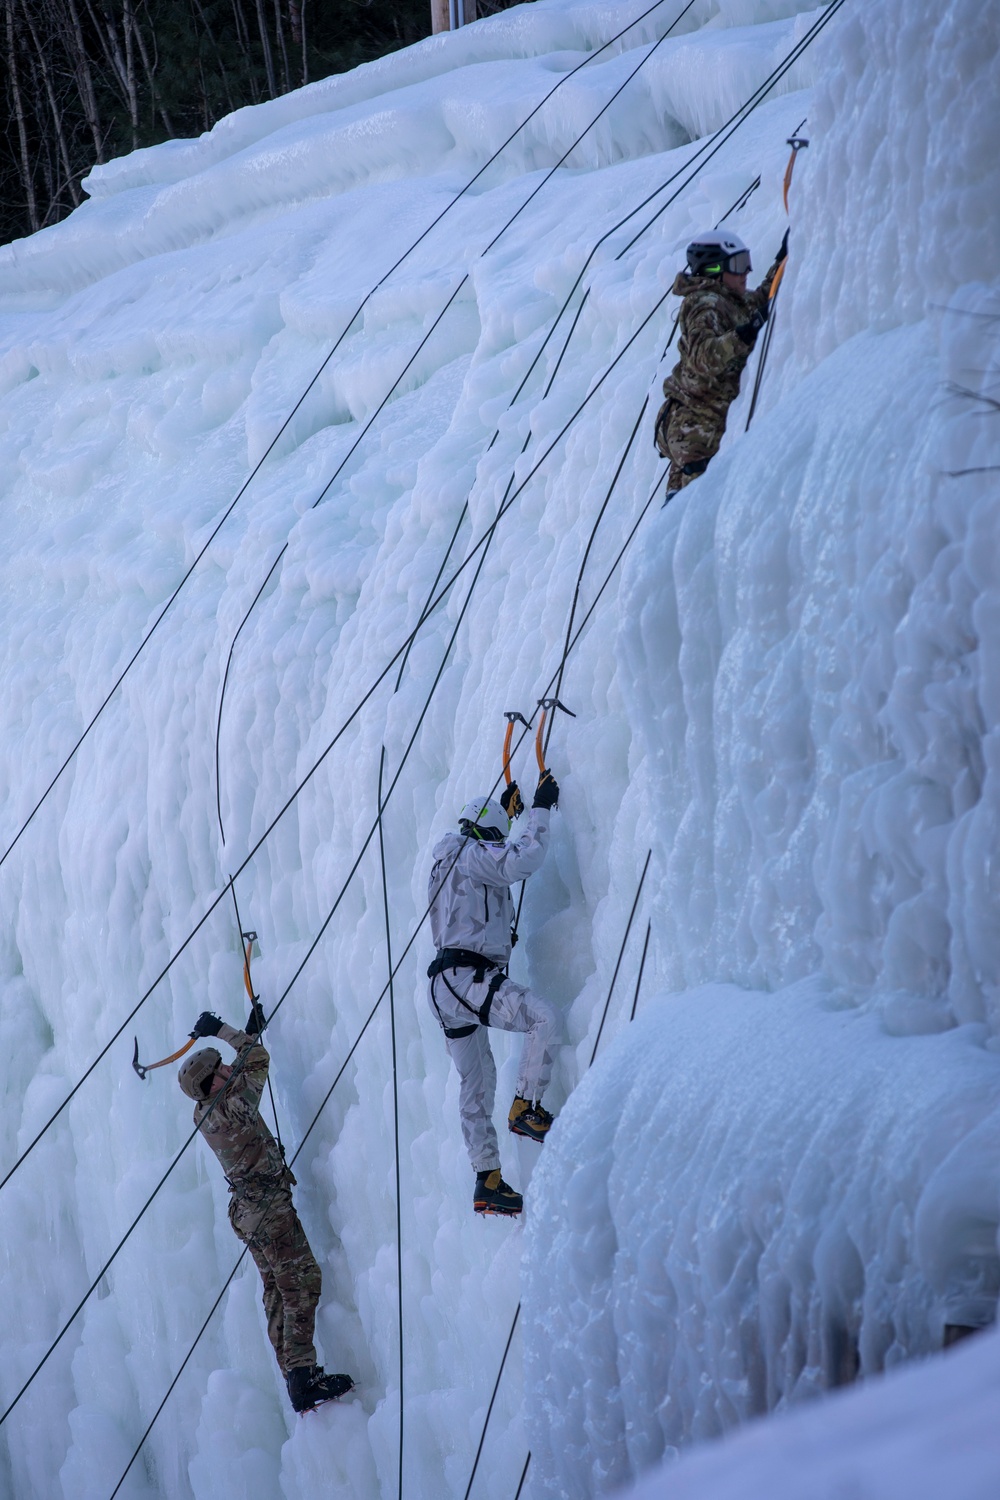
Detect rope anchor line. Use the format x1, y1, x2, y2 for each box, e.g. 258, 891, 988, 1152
0, 0, 847, 1470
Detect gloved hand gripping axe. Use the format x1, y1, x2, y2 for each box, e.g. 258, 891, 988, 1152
131, 930, 265, 1080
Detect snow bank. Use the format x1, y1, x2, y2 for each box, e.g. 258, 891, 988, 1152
623, 1321, 1000, 1500
523, 981, 1000, 1494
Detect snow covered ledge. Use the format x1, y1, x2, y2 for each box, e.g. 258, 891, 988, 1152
522, 980, 1000, 1496
622, 1318, 1000, 1500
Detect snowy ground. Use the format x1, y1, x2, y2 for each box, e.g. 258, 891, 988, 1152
0, 0, 998, 1496
624, 1322, 1000, 1500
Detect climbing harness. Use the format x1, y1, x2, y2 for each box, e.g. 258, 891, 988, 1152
427, 950, 507, 1035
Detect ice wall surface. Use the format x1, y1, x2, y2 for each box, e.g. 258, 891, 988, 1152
0, 0, 998, 1498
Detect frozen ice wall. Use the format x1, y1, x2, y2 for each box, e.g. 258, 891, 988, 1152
0, 0, 997, 1498
0, 0, 836, 1495
523, 0, 1000, 1494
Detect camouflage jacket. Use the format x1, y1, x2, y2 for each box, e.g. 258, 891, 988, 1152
662, 261, 780, 419
428, 808, 550, 966
193, 1024, 287, 1190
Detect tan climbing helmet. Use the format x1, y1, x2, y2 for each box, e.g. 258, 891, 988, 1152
178, 1047, 221, 1099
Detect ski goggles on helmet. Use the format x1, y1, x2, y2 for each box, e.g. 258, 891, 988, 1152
723, 249, 752, 275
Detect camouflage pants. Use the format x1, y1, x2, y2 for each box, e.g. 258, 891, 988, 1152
661, 397, 728, 492
229, 1183, 321, 1375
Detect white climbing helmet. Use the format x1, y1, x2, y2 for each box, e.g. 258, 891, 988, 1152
458, 796, 510, 841
686, 229, 752, 278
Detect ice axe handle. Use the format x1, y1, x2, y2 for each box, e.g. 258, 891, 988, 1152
535, 697, 576, 774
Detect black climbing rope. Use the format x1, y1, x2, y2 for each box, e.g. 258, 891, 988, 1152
589, 849, 652, 1064
0, 0, 680, 877
377, 746, 406, 1500
213, 0, 701, 840
20, 448, 664, 1463
629, 921, 653, 1023
1, 10, 850, 1457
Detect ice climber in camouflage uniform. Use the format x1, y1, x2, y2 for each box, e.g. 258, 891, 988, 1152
655, 228, 788, 501
179, 1013, 354, 1413
427, 771, 561, 1216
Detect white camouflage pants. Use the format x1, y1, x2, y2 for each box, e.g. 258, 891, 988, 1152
429, 967, 559, 1173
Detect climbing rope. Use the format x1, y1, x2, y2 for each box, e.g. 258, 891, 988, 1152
215, 0, 832, 833
0, 241, 672, 1202
3, 9, 846, 1208
213, 0, 701, 840
1, 6, 849, 1461
377, 746, 405, 1500
28, 456, 664, 1471
589, 849, 652, 1064
0, 0, 682, 876
461, 847, 657, 1500
463, 1306, 521, 1500
629, 921, 653, 1023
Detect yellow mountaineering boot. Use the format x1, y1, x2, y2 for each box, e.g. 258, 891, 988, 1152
508, 1096, 554, 1144
474, 1170, 523, 1217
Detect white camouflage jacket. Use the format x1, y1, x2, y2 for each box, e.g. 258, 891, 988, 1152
427, 809, 550, 966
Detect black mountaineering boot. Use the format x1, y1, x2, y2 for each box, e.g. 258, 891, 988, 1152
508, 1096, 554, 1143
286, 1364, 354, 1413
474, 1169, 523, 1217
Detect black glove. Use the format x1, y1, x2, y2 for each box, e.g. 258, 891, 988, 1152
533, 771, 559, 810
776, 228, 789, 265
191, 1011, 223, 1038
501, 781, 523, 819
735, 307, 767, 346
246, 1000, 267, 1037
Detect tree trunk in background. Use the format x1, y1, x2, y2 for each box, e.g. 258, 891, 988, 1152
20, 0, 82, 208
0, 0, 435, 245
63, 0, 107, 160
5, 0, 39, 231
273, 0, 291, 93
254, 0, 277, 96
431, 0, 448, 32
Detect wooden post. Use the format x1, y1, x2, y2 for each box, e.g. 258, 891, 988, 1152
431, 0, 475, 31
